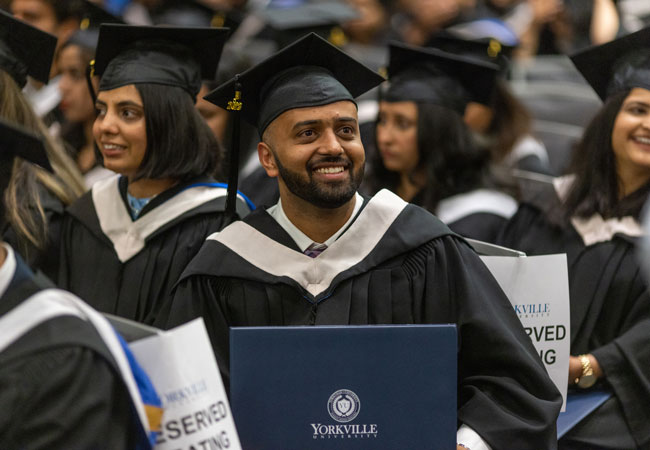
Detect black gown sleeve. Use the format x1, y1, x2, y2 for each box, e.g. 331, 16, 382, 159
447, 212, 509, 244
157, 274, 233, 385
425, 237, 562, 450
56, 212, 75, 290
589, 268, 650, 446
0, 346, 136, 449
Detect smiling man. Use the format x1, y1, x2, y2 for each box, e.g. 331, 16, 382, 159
158, 34, 562, 450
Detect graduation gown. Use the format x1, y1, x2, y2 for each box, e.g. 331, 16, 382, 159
0, 254, 144, 449
59, 174, 249, 325
2, 182, 66, 283
159, 189, 562, 450
434, 188, 518, 243
409, 187, 518, 243
497, 180, 650, 450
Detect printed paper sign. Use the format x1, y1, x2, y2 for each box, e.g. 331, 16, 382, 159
481, 254, 570, 411
130, 318, 242, 450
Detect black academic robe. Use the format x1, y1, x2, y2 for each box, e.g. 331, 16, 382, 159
58, 175, 249, 325
0, 255, 141, 449
159, 189, 562, 450
411, 188, 518, 243
2, 182, 66, 283
497, 184, 650, 450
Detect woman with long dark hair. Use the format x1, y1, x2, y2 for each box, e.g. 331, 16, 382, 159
369, 42, 518, 242
498, 28, 650, 450
58, 24, 252, 325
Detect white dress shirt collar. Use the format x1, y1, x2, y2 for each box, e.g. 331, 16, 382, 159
268, 192, 364, 252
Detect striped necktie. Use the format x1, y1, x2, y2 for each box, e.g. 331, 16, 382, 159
304, 243, 328, 258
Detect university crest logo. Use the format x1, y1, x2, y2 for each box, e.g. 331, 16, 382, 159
327, 389, 360, 423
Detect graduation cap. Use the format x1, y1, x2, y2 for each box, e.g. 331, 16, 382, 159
570, 26, 650, 101
385, 41, 499, 113
445, 18, 519, 47
65, 0, 124, 52
80, 0, 122, 30
0, 119, 52, 172
93, 24, 230, 99
427, 31, 515, 74
0, 9, 57, 87
258, 0, 359, 48
206, 32, 383, 132
152, 0, 243, 34
204, 32, 383, 217
0, 119, 51, 229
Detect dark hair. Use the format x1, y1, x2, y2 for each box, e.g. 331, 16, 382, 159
558, 89, 650, 223
369, 102, 491, 210
485, 80, 532, 162
131, 84, 221, 182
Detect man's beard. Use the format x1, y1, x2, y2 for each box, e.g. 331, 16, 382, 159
274, 153, 364, 209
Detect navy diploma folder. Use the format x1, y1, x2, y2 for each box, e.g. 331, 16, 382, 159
230, 324, 457, 449
557, 390, 612, 438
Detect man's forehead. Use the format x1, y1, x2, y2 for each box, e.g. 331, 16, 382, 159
278, 100, 359, 127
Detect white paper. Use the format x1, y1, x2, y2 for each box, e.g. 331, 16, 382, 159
481, 254, 570, 411
130, 318, 242, 450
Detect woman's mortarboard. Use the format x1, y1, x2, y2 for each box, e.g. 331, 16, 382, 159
384, 41, 500, 113
0, 9, 57, 87
571, 26, 650, 101
204, 32, 383, 217
93, 24, 230, 99
0, 119, 51, 228
0, 119, 52, 172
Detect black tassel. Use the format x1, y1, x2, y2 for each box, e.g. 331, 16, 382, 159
225, 75, 243, 219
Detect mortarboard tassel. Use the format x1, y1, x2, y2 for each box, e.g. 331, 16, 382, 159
86, 59, 97, 106
225, 75, 242, 219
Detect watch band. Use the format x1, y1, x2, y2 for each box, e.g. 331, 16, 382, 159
575, 354, 594, 386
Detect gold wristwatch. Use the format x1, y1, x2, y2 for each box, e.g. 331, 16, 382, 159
575, 354, 597, 388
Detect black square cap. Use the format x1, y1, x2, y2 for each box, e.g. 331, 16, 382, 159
94, 24, 230, 98
445, 19, 519, 47
385, 41, 499, 111
258, 0, 358, 47
152, 0, 243, 33
427, 31, 515, 73
80, 0, 123, 30
570, 26, 650, 101
260, 0, 358, 30
0, 119, 52, 172
204, 32, 384, 134
65, 0, 123, 52
0, 9, 57, 86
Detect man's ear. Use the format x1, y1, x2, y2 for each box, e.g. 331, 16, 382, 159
258, 141, 279, 178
